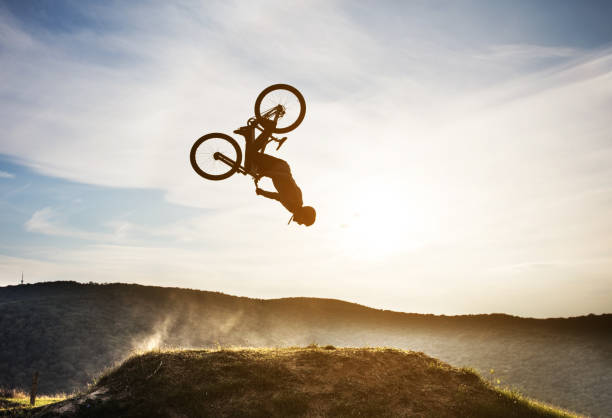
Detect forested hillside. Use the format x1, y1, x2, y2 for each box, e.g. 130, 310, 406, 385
1, 282, 610, 416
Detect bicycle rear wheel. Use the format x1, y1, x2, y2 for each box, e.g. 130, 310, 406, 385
190, 133, 242, 181
254, 84, 306, 134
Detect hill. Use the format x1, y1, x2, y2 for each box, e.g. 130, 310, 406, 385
31, 347, 579, 418
1, 282, 610, 416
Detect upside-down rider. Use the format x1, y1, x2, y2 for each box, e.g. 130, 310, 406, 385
233, 125, 316, 227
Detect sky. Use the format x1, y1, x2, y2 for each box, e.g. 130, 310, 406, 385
1, 0, 611, 317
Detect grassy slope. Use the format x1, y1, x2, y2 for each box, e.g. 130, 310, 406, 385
0, 396, 65, 417
31, 347, 580, 418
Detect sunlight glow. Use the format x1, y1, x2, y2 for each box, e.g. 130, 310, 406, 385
336, 180, 440, 260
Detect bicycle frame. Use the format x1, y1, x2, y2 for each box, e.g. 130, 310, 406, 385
214, 105, 288, 178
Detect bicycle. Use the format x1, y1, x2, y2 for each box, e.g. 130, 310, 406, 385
190, 84, 306, 182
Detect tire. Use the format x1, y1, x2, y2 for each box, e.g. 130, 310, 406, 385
190, 133, 242, 181
254, 84, 306, 134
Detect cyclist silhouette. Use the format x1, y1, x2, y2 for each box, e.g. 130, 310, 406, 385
234, 125, 316, 226
190, 84, 315, 226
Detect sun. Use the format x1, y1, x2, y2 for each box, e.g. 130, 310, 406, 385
334, 182, 439, 260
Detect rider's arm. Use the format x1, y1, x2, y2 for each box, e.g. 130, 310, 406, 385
256, 188, 281, 202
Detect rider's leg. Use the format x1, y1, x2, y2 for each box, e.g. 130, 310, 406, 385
253, 154, 291, 180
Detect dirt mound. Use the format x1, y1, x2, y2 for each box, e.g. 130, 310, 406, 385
33, 347, 578, 417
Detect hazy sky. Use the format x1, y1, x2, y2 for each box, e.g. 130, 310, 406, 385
1, 0, 611, 317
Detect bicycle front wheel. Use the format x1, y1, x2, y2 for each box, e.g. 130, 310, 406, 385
254, 84, 306, 134
190, 133, 242, 181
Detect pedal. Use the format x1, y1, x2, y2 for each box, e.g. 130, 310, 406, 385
276, 137, 287, 150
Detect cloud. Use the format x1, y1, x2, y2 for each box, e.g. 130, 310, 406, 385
0, 170, 15, 178
2, 1, 599, 200
1, 2, 612, 316
476, 44, 579, 65
25, 207, 62, 234
25, 207, 112, 241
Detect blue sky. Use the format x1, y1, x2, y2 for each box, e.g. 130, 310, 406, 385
1, 1, 611, 317
0, 155, 202, 253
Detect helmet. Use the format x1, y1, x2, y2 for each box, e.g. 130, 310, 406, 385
293, 206, 316, 226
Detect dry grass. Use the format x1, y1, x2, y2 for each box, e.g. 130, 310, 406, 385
0, 390, 66, 417
29, 346, 583, 418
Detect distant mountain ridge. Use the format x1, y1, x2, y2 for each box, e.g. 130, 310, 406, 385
1, 281, 610, 416
2, 280, 609, 328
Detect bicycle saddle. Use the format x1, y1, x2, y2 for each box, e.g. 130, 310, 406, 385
233, 126, 252, 137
